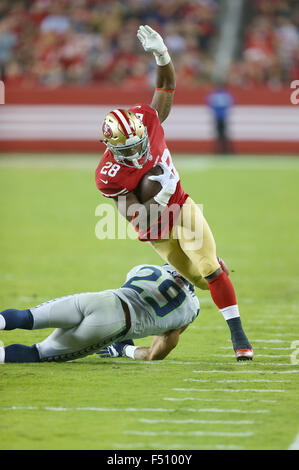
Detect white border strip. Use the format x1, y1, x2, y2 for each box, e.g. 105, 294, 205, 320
288, 431, 299, 450
1, 105, 298, 142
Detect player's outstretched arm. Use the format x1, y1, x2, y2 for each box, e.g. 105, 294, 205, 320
127, 325, 189, 361
97, 326, 189, 361
137, 25, 175, 123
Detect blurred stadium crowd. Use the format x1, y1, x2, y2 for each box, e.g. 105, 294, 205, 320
0, 0, 298, 89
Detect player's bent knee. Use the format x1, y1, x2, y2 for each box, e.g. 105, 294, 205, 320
192, 275, 210, 290
199, 258, 220, 279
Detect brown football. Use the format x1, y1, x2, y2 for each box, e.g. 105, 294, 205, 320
134, 165, 163, 203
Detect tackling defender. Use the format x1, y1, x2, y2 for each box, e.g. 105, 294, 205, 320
95, 26, 253, 361
0, 264, 199, 363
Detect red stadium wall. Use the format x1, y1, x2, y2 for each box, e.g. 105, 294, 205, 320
1, 85, 298, 154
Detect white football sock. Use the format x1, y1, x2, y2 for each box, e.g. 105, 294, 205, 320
0, 347, 5, 364
220, 304, 240, 321
0, 314, 5, 330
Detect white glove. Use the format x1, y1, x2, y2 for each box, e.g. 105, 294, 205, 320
137, 25, 170, 66
148, 162, 179, 206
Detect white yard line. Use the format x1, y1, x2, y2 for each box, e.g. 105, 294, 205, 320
139, 418, 255, 425
251, 320, 298, 324
173, 387, 285, 393
0, 406, 177, 413
164, 397, 276, 403
113, 442, 244, 450
250, 339, 294, 343
211, 354, 290, 358
220, 346, 293, 350
191, 362, 297, 366
0, 405, 269, 414
208, 362, 298, 366
184, 378, 288, 383
173, 408, 268, 414
261, 348, 293, 350
191, 370, 299, 374
269, 333, 299, 338
114, 360, 299, 366
125, 430, 254, 437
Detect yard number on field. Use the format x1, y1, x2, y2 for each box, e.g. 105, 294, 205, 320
290, 340, 299, 365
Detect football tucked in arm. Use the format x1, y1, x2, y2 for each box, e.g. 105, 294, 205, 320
134, 165, 163, 203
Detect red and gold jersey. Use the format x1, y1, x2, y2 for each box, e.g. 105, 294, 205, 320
95, 103, 188, 241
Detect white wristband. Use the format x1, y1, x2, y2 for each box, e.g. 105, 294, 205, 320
125, 345, 138, 359
154, 50, 171, 66
153, 191, 170, 207
153, 179, 178, 207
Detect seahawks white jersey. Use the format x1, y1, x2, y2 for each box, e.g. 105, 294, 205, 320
113, 264, 200, 339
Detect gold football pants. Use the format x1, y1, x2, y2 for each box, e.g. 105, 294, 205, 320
151, 197, 220, 290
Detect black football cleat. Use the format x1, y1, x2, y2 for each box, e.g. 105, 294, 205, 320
235, 348, 254, 361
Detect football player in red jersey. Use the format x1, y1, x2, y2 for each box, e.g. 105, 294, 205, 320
95, 25, 253, 361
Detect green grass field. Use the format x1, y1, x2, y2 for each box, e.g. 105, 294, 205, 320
0, 153, 299, 451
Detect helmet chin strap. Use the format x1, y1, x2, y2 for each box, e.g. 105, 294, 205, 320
123, 136, 143, 168
131, 154, 143, 169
